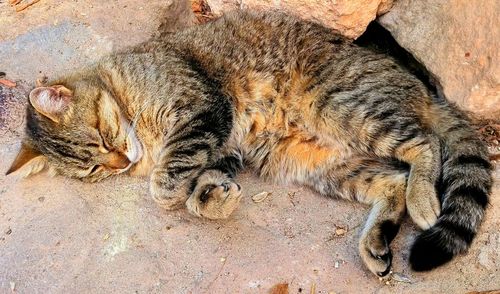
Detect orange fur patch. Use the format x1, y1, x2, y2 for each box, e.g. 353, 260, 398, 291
277, 134, 333, 170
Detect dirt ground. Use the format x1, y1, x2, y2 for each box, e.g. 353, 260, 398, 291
1, 1, 499, 293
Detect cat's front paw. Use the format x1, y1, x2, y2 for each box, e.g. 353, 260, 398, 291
186, 170, 242, 219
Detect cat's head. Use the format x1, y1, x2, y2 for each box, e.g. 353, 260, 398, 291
6, 77, 143, 182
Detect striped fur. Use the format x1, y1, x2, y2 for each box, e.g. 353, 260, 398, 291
7, 11, 492, 276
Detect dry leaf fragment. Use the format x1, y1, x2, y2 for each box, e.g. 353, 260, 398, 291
335, 227, 346, 236
391, 272, 413, 284
268, 283, 288, 294
103, 233, 110, 241
0, 79, 16, 88
36, 75, 48, 86
252, 191, 271, 203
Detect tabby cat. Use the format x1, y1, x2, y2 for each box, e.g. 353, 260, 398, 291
6, 11, 492, 277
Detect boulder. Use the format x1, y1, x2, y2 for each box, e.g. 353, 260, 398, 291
379, 0, 500, 119
205, 0, 394, 38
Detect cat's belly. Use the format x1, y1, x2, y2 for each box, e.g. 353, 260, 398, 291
230, 111, 354, 183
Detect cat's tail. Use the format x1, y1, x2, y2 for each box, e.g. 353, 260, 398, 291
410, 101, 493, 271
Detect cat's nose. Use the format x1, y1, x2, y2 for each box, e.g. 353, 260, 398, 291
105, 152, 131, 170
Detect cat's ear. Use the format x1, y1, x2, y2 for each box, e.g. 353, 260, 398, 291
6, 142, 47, 176
29, 85, 73, 123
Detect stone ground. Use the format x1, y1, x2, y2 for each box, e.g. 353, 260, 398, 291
0, 1, 499, 293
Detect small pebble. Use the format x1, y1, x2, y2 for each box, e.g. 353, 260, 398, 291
103, 233, 110, 241
0, 72, 6, 78
5, 228, 12, 235
335, 227, 347, 236
334, 261, 339, 268
10, 281, 15, 292
220, 257, 226, 262
38, 196, 45, 202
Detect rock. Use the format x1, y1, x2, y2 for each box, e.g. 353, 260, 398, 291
205, 0, 394, 38
157, 0, 197, 34
379, 0, 500, 119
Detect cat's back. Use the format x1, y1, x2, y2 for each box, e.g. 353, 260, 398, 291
162, 10, 351, 77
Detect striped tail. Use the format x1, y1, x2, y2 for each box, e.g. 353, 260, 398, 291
410, 102, 493, 271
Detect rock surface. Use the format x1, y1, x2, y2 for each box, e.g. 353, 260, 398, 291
205, 0, 394, 38
379, 0, 500, 119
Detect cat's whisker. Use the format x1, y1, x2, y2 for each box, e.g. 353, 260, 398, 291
125, 96, 154, 138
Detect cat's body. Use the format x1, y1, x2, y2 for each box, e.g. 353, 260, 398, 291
7, 11, 492, 277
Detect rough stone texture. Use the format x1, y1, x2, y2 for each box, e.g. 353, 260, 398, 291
1, 1, 500, 293
379, 0, 500, 119
205, 0, 394, 38
0, 0, 196, 82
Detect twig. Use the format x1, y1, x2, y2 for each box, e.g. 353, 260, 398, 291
15, 0, 40, 12
310, 282, 316, 294
287, 191, 297, 206
204, 256, 227, 293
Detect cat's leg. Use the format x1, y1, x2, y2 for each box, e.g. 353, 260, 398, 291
310, 159, 408, 276
149, 143, 210, 210
149, 86, 235, 211
356, 175, 406, 277
393, 136, 441, 230
150, 121, 233, 211
186, 154, 244, 219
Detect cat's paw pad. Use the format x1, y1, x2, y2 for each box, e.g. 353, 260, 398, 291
407, 185, 440, 230
186, 181, 242, 219
359, 228, 393, 277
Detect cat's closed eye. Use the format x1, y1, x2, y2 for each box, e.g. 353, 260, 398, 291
85, 142, 100, 148
89, 165, 101, 175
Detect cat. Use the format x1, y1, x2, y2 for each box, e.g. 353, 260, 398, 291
6, 10, 492, 277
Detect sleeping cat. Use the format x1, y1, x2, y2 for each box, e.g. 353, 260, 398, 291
6, 10, 492, 277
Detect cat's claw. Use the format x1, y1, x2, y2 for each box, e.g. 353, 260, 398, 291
186, 180, 242, 220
